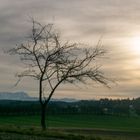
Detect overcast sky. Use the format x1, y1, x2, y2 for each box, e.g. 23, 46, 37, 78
0, 0, 140, 99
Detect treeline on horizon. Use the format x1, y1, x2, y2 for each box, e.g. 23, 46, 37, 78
0, 97, 140, 116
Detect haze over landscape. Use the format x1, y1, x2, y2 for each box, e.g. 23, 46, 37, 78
0, 0, 140, 99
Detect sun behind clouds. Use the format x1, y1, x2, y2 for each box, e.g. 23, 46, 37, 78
130, 36, 140, 53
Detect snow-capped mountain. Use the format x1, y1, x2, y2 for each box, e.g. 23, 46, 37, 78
0, 92, 37, 101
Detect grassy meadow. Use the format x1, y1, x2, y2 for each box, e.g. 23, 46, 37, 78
0, 114, 140, 140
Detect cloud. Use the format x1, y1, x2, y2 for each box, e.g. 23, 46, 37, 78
0, 0, 140, 99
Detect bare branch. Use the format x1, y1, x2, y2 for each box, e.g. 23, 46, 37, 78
8, 19, 110, 106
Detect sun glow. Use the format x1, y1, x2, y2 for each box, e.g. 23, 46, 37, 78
130, 36, 140, 52
127, 35, 140, 68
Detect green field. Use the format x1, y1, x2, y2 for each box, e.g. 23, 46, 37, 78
0, 115, 140, 131
0, 115, 140, 140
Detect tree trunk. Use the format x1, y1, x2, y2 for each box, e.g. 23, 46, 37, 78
41, 103, 47, 130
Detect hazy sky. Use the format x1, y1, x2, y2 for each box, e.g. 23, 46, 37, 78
0, 0, 140, 99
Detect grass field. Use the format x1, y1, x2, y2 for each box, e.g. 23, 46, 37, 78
0, 114, 140, 140
0, 115, 140, 132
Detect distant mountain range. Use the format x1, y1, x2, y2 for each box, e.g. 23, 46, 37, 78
0, 92, 78, 102
0, 92, 37, 101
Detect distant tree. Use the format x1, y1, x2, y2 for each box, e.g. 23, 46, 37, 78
8, 19, 110, 130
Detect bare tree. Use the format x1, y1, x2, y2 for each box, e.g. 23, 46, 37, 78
9, 20, 109, 130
